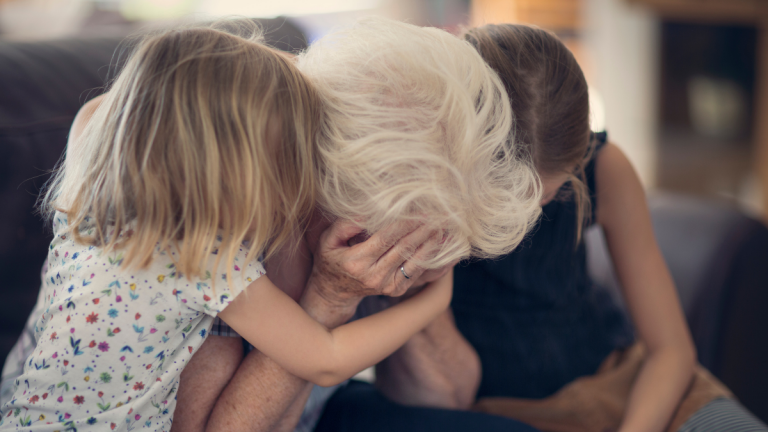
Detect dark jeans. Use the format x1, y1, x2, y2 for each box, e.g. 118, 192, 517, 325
314, 380, 541, 432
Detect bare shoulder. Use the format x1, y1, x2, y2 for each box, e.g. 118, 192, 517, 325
594, 143, 647, 227
69, 94, 106, 142
595, 142, 635, 180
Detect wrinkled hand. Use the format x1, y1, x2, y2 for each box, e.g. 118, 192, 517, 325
389, 261, 459, 304
345, 225, 454, 297
306, 219, 444, 306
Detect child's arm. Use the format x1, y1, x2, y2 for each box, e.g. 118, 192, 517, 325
205, 220, 446, 432
218, 267, 453, 388
595, 143, 697, 432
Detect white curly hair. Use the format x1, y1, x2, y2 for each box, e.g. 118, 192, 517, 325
298, 17, 542, 267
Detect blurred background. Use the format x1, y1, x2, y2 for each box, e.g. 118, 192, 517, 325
2, 0, 768, 421
1, 0, 767, 220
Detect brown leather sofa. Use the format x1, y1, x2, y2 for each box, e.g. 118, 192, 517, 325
1, 18, 766, 423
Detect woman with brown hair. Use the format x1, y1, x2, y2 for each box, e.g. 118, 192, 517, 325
453, 24, 765, 432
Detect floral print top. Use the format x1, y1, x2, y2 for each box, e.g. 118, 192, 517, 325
0, 213, 265, 431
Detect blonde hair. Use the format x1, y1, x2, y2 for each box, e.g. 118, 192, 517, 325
298, 17, 542, 268
41, 20, 322, 287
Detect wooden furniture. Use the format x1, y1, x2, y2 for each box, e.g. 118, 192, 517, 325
470, 0, 582, 31
631, 0, 768, 221
471, 0, 768, 220
469, 0, 591, 109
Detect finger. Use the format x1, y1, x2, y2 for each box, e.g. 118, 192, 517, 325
390, 261, 425, 297
409, 229, 447, 265
389, 232, 455, 295
377, 224, 436, 271
319, 219, 365, 252
378, 226, 438, 296
357, 219, 422, 258
383, 265, 416, 297
398, 262, 416, 281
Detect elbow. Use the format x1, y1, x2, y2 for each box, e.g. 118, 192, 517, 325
382, 356, 481, 410
686, 341, 699, 367
678, 341, 698, 387
310, 370, 348, 388
455, 355, 482, 410
451, 395, 474, 411
307, 356, 352, 388
683, 339, 698, 373
675, 333, 698, 373
381, 380, 476, 410
432, 389, 473, 411
448, 349, 482, 410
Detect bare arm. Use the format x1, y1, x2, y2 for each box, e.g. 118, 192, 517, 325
68, 94, 104, 143
218, 262, 453, 387
595, 144, 696, 432
205, 219, 446, 431
375, 307, 481, 409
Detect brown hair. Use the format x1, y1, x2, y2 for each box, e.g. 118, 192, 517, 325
463, 24, 592, 240
42, 20, 322, 289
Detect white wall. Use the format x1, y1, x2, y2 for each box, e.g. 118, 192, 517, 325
583, 0, 660, 188
0, 0, 91, 40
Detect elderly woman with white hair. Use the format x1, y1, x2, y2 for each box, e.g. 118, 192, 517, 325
180, 17, 543, 432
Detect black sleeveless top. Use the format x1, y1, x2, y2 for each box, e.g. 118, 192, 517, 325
451, 132, 635, 399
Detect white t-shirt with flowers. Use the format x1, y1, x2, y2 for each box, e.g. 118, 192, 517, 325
0, 213, 265, 431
